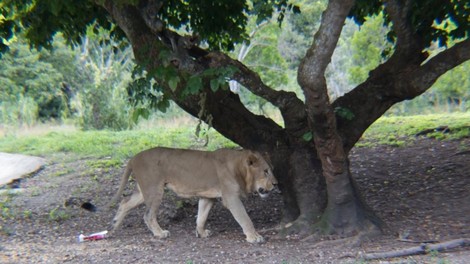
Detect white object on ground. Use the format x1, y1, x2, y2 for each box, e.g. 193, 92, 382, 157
78, 230, 108, 242
0, 152, 46, 186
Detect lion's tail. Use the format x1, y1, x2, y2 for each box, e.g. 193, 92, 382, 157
108, 161, 133, 208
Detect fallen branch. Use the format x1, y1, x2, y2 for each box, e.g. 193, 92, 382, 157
406, 182, 440, 197
360, 238, 470, 260
415, 126, 449, 137
397, 238, 439, 244
454, 150, 470, 156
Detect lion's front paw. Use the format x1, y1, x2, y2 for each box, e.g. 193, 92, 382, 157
158, 230, 170, 239
199, 229, 212, 238
246, 232, 264, 243
196, 228, 212, 238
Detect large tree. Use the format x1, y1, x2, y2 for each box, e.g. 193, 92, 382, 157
2, 0, 469, 239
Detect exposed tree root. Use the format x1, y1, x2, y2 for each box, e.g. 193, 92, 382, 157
454, 150, 470, 156
307, 235, 362, 247
275, 209, 383, 244
302, 222, 381, 244
275, 218, 316, 239
359, 238, 470, 260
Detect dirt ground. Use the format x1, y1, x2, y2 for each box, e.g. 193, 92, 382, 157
1, 137, 469, 263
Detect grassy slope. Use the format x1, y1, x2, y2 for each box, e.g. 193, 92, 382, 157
0, 126, 236, 163
358, 112, 470, 147
0, 113, 468, 161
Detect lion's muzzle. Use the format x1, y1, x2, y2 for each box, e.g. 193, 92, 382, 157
257, 187, 271, 198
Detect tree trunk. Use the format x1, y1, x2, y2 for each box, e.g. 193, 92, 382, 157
318, 159, 381, 236
281, 146, 326, 233
297, 0, 382, 236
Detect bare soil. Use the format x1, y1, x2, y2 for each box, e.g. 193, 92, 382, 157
1, 137, 469, 263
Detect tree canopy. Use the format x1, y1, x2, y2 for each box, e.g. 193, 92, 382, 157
2, 1, 468, 53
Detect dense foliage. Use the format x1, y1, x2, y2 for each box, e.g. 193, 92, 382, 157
0, 38, 65, 124
1, 1, 468, 128
0, 29, 134, 130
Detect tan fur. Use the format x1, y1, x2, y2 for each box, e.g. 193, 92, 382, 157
110, 147, 277, 243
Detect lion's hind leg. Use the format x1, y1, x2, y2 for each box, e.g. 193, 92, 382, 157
196, 198, 215, 238
111, 189, 144, 232
143, 188, 170, 239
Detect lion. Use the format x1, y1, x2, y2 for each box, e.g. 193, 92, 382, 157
109, 147, 278, 243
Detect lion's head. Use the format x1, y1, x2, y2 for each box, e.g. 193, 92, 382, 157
245, 152, 278, 198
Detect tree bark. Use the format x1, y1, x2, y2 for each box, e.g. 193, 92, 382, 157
284, 146, 326, 232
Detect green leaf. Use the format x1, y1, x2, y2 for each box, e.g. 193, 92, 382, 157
223, 65, 239, 77
186, 76, 203, 95
49, 0, 63, 16
334, 107, 355, 120
210, 78, 220, 92
202, 68, 217, 77
132, 108, 150, 123
302, 132, 313, 142
168, 76, 180, 91
156, 99, 170, 113
158, 49, 172, 61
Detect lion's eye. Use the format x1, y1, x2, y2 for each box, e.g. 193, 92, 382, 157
264, 169, 269, 176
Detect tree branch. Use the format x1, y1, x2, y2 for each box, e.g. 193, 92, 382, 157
384, 0, 414, 48
98, 0, 290, 151
335, 38, 470, 152
299, 0, 354, 89
104, 0, 303, 121
333, 1, 467, 151
136, 0, 165, 34
298, 0, 356, 207
413, 39, 470, 91
384, 0, 426, 63
206, 52, 299, 106
360, 238, 470, 260
298, 0, 354, 142
204, 51, 308, 138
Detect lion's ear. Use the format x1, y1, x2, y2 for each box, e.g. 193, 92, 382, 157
247, 153, 259, 166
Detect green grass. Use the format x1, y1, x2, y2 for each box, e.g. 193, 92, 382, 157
48, 207, 71, 222
0, 113, 468, 159
0, 126, 236, 160
357, 112, 470, 147
86, 159, 123, 170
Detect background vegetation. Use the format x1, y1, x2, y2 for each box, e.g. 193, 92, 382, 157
0, 112, 470, 167
1, 113, 468, 164
0, 1, 470, 145
0, 1, 468, 134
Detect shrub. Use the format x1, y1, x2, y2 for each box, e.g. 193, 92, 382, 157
73, 82, 132, 131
